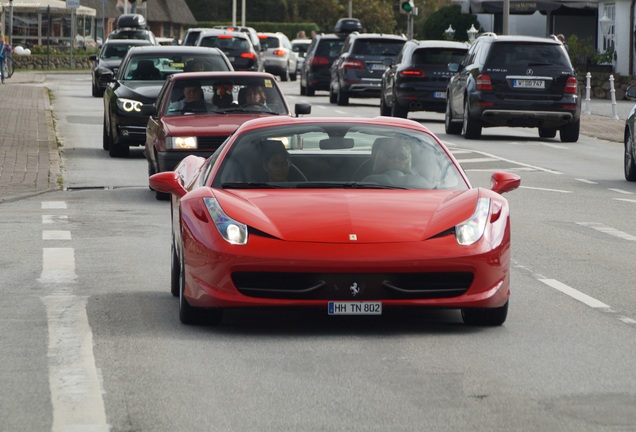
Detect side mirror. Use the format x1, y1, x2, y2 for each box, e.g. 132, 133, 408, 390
102, 71, 115, 82
89, 54, 98, 61
149, 171, 187, 198
490, 172, 521, 195
448, 62, 460, 73
383, 58, 393, 67
626, 85, 636, 101
294, 102, 311, 116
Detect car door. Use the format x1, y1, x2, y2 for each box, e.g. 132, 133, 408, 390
448, 41, 480, 118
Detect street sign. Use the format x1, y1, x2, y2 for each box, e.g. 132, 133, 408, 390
66, 0, 80, 9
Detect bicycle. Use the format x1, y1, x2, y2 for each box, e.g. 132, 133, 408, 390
5, 54, 14, 78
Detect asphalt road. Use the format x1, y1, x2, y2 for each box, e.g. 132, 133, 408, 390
1, 74, 635, 432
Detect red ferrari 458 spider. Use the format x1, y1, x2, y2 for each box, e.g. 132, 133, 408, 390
150, 116, 520, 326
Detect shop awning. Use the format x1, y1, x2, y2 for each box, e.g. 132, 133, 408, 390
2, 0, 96, 16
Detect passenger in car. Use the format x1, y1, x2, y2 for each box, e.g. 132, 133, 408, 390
261, 140, 306, 182
168, 81, 208, 113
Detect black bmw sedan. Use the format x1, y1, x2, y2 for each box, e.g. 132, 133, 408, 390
90, 39, 153, 97
103, 45, 233, 157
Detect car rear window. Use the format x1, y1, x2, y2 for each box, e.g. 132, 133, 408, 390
316, 40, 344, 59
200, 36, 250, 51
264, 37, 280, 49
412, 48, 467, 66
352, 39, 405, 56
486, 42, 570, 68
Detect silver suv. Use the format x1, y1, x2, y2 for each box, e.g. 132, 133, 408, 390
259, 32, 298, 81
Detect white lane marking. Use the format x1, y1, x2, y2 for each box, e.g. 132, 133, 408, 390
42, 295, 110, 432
43, 231, 72, 240
43, 215, 69, 224
575, 178, 598, 184
608, 188, 633, 195
39, 248, 77, 285
540, 143, 568, 150
576, 222, 636, 241
520, 186, 573, 193
42, 201, 68, 209
539, 279, 610, 308
443, 143, 563, 174
615, 198, 636, 204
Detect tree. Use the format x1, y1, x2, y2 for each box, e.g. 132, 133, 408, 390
419, 5, 480, 41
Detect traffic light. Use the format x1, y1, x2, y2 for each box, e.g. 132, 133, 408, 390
400, 0, 414, 14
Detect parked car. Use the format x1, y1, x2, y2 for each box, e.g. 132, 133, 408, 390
380, 40, 469, 118
102, 46, 233, 158
145, 71, 311, 199
623, 85, 636, 180
329, 32, 407, 105
195, 29, 264, 72
107, 13, 157, 45
299, 33, 346, 96
291, 38, 311, 74
445, 33, 581, 142
89, 39, 153, 97
149, 115, 520, 325
258, 32, 298, 81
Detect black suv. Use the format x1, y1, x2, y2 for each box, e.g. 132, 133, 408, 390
329, 32, 406, 106
445, 33, 580, 142
299, 34, 346, 96
381, 39, 469, 118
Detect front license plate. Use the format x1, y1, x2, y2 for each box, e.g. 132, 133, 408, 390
433, 91, 446, 99
328, 302, 382, 315
513, 79, 545, 89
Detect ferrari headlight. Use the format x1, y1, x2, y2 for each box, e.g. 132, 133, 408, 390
455, 197, 490, 246
116, 97, 143, 113
166, 136, 197, 150
203, 197, 248, 245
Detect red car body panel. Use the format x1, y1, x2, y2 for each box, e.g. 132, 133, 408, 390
152, 116, 520, 324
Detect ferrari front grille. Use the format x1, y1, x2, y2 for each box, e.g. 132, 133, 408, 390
232, 271, 474, 300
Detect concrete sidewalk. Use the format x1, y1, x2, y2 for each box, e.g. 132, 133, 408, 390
0, 71, 633, 203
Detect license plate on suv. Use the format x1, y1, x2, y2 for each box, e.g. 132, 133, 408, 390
513, 79, 545, 89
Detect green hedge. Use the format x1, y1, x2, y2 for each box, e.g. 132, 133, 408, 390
193, 21, 320, 41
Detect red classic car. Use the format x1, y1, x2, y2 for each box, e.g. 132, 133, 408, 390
145, 71, 310, 198
150, 116, 520, 326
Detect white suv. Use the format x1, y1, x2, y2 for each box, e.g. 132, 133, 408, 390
258, 32, 298, 81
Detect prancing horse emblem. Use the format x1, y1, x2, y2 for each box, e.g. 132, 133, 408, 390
350, 282, 360, 297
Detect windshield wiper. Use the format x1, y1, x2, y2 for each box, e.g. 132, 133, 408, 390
295, 182, 406, 190
214, 107, 280, 115
222, 182, 285, 189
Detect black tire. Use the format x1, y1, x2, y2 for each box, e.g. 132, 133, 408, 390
336, 86, 349, 106
445, 100, 462, 135
92, 82, 101, 98
178, 244, 223, 325
102, 119, 110, 150
306, 85, 315, 97
380, 96, 391, 116
462, 98, 482, 139
280, 69, 289, 82
299, 82, 306, 96
539, 127, 557, 138
170, 240, 179, 297
108, 133, 130, 158
391, 100, 408, 118
559, 119, 580, 143
461, 300, 508, 326
625, 128, 636, 181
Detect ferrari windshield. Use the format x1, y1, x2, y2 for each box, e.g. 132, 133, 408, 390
213, 123, 468, 190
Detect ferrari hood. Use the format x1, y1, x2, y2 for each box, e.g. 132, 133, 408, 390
163, 114, 269, 137
214, 189, 479, 243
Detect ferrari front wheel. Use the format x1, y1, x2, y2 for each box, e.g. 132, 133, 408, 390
170, 241, 179, 297
178, 251, 223, 325
461, 300, 508, 326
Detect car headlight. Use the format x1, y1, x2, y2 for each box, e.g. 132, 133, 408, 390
166, 136, 197, 150
116, 97, 144, 113
203, 197, 248, 245
455, 197, 490, 246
